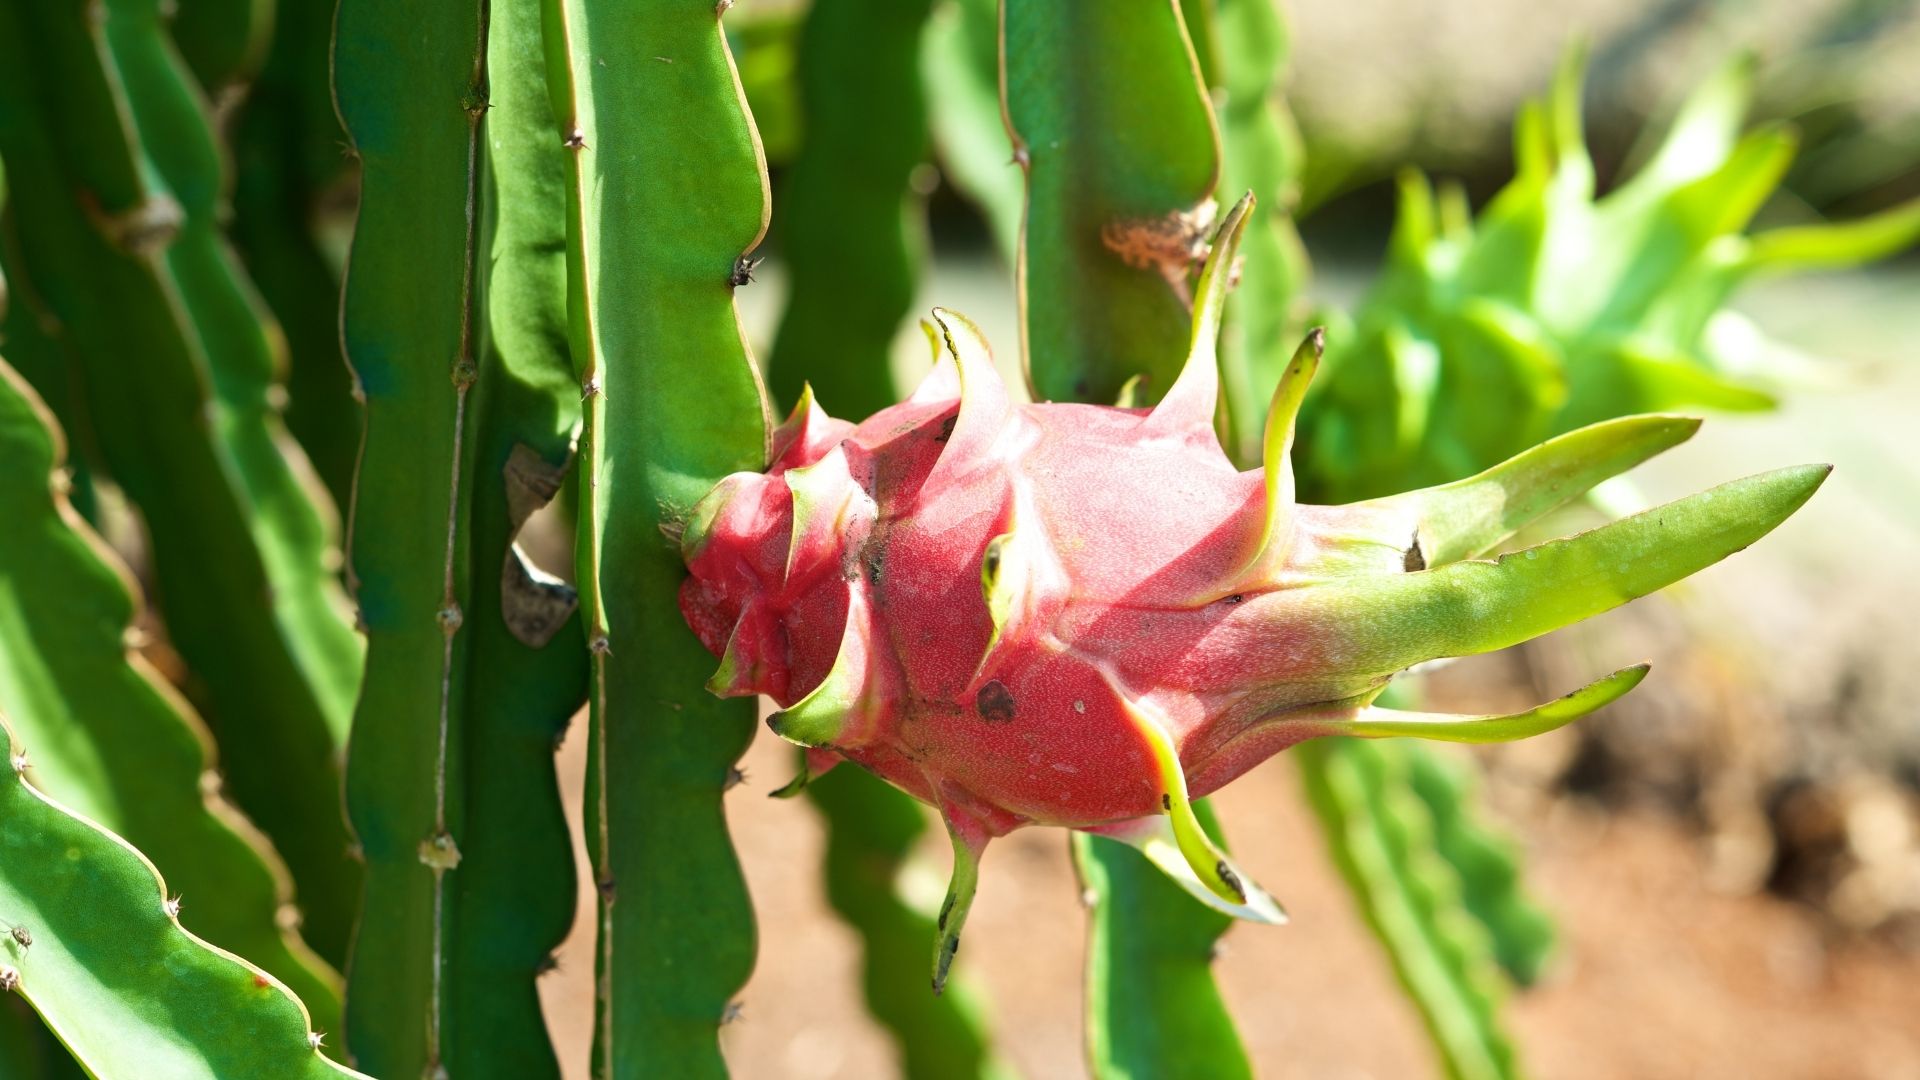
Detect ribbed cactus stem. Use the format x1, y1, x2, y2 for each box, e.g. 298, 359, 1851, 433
0, 0, 362, 964
541, 1, 771, 1073
0, 359, 363, 1078
333, 0, 486, 1071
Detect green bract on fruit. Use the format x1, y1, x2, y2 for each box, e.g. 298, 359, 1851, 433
677, 196, 1828, 991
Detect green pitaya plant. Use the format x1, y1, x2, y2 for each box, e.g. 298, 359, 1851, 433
0, 0, 1899, 1077
1303, 49, 1920, 501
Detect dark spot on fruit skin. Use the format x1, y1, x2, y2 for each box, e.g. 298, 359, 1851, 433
975, 680, 1017, 723
933, 415, 957, 443
1161, 793, 1172, 811
1215, 860, 1246, 903
863, 538, 887, 585
1222, 593, 1243, 605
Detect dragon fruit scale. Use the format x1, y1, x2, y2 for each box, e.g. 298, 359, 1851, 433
678, 195, 1828, 991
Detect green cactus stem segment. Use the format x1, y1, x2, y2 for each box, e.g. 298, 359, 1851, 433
228, 0, 363, 510
1297, 737, 1517, 1080
172, 0, 273, 95
1074, 797, 1253, 1080
331, 0, 502, 1068
765, 0, 937, 419
0, 714, 368, 1080
0, 355, 343, 1038
542, 0, 771, 1072
0, 0, 364, 964
1002, 0, 1223, 405
1402, 744, 1558, 986
923, 0, 1019, 258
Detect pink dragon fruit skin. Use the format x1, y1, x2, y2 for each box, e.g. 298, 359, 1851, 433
678, 197, 1829, 989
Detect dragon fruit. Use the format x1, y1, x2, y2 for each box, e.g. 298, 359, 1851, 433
678, 196, 1827, 990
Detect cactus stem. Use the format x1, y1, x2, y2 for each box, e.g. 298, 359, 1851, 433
413, 24, 485, 1068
